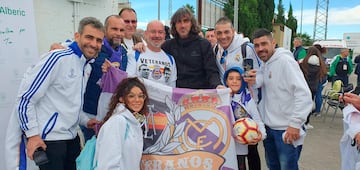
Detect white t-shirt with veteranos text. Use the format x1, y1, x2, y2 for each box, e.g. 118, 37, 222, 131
127, 47, 177, 87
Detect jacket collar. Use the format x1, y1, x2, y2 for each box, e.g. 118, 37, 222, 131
68, 42, 83, 58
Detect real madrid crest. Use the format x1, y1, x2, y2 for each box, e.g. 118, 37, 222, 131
235, 54, 241, 62
269, 71, 272, 79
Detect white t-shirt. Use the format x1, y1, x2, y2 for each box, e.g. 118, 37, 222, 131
123, 38, 134, 51
126, 47, 177, 87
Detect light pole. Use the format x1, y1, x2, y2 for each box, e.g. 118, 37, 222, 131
300, 0, 303, 34
158, 0, 160, 20
234, 0, 238, 32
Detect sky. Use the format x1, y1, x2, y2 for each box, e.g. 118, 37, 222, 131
129, 0, 360, 40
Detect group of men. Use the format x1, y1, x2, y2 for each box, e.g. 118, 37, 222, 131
7, 6, 313, 170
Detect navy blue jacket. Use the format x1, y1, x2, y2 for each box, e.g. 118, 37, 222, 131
83, 45, 127, 115
355, 55, 360, 75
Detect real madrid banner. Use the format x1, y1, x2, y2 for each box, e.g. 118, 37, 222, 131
141, 79, 238, 170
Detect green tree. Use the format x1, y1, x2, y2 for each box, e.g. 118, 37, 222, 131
257, 0, 275, 31
286, 4, 297, 36
223, 0, 259, 37
223, 0, 234, 23
239, 0, 258, 36
184, 4, 195, 14
286, 4, 298, 49
275, 0, 285, 24
296, 32, 313, 46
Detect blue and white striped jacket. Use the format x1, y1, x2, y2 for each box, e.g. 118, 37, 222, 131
16, 42, 92, 141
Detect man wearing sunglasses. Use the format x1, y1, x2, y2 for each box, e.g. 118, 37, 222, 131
119, 7, 143, 51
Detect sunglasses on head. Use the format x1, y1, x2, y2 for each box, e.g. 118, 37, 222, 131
124, 20, 137, 24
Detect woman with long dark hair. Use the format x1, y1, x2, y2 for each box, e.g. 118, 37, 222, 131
300, 46, 328, 129
94, 77, 149, 169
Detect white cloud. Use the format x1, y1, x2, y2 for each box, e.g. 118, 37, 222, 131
329, 5, 360, 25
137, 20, 167, 30
293, 5, 360, 26
137, 22, 148, 29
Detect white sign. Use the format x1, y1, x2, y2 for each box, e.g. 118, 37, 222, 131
0, 0, 38, 169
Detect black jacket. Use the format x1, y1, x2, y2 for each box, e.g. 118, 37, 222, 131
161, 34, 221, 89
301, 63, 320, 95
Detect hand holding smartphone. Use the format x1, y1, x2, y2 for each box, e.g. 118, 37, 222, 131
243, 58, 253, 77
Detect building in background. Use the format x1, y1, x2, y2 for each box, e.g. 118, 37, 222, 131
33, 0, 229, 53
344, 33, 360, 57
198, 0, 226, 29
33, 0, 129, 54
272, 24, 292, 50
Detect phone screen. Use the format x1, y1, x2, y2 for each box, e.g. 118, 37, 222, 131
243, 58, 253, 71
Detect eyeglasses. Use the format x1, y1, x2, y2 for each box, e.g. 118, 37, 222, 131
127, 94, 146, 100
220, 50, 228, 64
124, 20, 137, 24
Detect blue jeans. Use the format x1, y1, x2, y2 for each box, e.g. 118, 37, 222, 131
263, 126, 302, 170
315, 79, 326, 112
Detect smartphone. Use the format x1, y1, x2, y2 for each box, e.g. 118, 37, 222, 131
33, 147, 49, 166
243, 58, 253, 77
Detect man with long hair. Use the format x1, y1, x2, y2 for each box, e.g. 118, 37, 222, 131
161, 7, 222, 89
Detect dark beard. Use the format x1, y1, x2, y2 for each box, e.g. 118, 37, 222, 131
109, 39, 121, 47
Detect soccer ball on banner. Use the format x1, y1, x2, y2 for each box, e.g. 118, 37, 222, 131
233, 118, 259, 144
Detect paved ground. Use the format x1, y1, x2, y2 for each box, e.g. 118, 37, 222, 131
258, 114, 343, 170
257, 74, 358, 170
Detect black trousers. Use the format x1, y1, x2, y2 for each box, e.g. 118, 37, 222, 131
237, 155, 246, 170
39, 135, 80, 170
237, 144, 261, 170
247, 144, 261, 170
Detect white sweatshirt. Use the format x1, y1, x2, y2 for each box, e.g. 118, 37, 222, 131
257, 48, 312, 130
15, 42, 91, 140
340, 104, 360, 170
94, 104, 143, 170
215, 34, 262, 80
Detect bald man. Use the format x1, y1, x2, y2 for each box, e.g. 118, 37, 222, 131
81, 15, 128, 141
126, 20, 177, 87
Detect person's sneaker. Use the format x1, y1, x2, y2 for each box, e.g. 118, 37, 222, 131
311, 110, 316, 114
313, 112, 321, 117
304, 124, 314, 130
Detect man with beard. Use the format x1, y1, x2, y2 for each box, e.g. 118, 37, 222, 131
127, 20, 177, 87
252, 28, 312, 170
81, 15, 128, 141
12, 17, 103, 170
48, 15, 128, 141
133, 8, 222, 89
162, 7, 222, 89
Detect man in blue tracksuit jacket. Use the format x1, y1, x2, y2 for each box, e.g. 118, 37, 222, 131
14, 17, 104, 170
